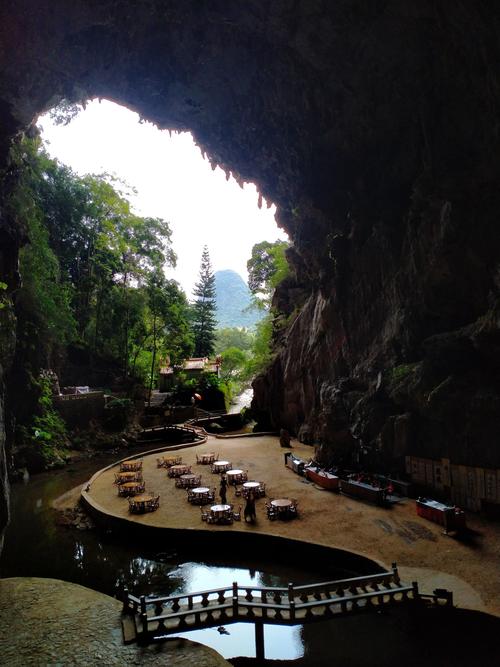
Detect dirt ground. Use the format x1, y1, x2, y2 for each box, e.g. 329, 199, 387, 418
83, 435, 500, 617
0, 577, 229, 667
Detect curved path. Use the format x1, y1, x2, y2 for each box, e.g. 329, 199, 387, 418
83, 435, 500, 616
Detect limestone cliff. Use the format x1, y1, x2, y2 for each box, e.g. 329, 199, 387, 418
1, 1, 500, 542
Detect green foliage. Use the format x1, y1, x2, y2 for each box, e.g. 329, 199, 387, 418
389, 363, 418, 383
239, 240, 292, 379
215, 327, 254, 354
103, 397, 134, 431
243, 314, 274, 377
8, 134, 192, 394
48, 99, 83, 126
220, 346, 247, 382
191, 246, 217, 357
19, 375, 68, 466
247, 240, 290, 309
0, 281, 8, 310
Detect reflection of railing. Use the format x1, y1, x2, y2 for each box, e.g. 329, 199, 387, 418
121, 564, 449, 659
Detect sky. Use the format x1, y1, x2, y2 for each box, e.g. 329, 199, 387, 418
38, 99, 287, 298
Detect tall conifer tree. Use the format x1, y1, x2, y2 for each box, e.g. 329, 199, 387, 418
191, 246, 217, 356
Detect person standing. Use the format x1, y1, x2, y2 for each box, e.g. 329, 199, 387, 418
219, 474, 228, 505
244, 491, 256, 523
280, 428, 291, 448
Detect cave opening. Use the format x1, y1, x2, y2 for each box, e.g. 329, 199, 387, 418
37, 97, 286, 299
2, 7, 500, 652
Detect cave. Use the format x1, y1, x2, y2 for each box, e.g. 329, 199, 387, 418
2, 1, 500, 547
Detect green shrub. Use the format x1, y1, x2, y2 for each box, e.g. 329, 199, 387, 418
390, 363, 418, 382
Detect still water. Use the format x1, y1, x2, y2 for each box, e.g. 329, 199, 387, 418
0, 449, 353, 661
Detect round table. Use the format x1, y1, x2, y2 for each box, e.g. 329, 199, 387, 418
133, 493, 154, 503
164, 456, 181, 466
119, 482, 143, 496
129, 492, 157, 514
191, 486, 211, 498
116, 471, 138, 482
199, 453, 216, 464
180, 473, 199, 488
120, 460, 142, 471
211, 504, 232, 514
227, 469, 243, 477
271, 498, 293, 509
170, 464, 190, 477
190, 486, 212, 505
243, 481, 261, 491
212, 460, 231, 473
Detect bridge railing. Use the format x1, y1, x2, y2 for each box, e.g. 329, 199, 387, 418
122, 564, 423, 642
291, 565, 400, 600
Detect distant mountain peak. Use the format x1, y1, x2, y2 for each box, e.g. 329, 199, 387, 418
214, 270, 262, 329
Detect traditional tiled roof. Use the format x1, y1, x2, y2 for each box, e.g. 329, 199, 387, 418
159, 357, 219, 375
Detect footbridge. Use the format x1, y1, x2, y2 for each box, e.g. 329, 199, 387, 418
121, 564, 452, 660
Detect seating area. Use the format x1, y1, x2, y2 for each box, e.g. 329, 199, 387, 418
128, 493, 160, 514
175, 473, 202, 488
196, 452, 218, 464
120, 460, 143, 472
266, 497, 298, 520
167, 463, 192, 478
118, 480, 146, 497
188, 487, 216, 505
110, 457, 161, 513
211, 460, 232, 474
226, 469, 248, 485
114, 471, 143, 485
156, 455, 182, 468
242, 481, 266, 498
200, 503, 242, 525
109, 445, 301, 525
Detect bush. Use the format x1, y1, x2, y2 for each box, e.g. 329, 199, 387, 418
14, 374, 69, 470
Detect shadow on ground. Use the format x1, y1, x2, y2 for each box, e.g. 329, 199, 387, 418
229, 605, 499, 667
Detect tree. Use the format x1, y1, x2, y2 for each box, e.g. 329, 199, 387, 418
214, 327, 254, 354
219, 347, 247, 382
247, 240, 289, 309
191, 246, 217, 357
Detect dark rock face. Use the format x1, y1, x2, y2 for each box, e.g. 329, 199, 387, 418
1, 1, 500, 540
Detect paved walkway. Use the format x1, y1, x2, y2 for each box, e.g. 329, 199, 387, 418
0, 578, 229, 667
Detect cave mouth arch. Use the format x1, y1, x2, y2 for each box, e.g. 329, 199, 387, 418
2, 2, 500, 547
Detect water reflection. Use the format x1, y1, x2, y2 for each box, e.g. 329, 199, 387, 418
168, 562, 303, 659
0, 450, 342, 660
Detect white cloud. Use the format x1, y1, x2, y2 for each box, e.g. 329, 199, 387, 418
38, 99, 288, 297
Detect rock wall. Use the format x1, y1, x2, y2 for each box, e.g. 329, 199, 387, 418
1, 1, 500, 542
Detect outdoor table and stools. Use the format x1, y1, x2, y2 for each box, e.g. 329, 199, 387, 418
270, 498, 297, 518
197, 452, 216, 465
128, 493, 159, 514
211, 460, 232, 474
158, 455, 182, 468
209, 504, 233, 524
176, 473, 201, 489
189, 486, 214, 505
120, 460, 142, 472
243, 481, 264, 498
226, 469, 248, 485
115, 471, 142, 484
118, 481, 145, 497
168, 463, 191, 478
